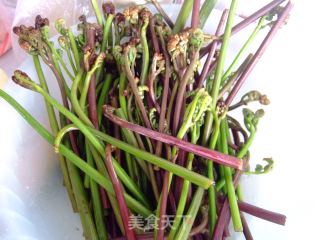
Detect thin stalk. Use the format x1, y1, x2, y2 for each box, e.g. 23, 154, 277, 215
221, 119, 242, 231
65, 44, 77, 74
226, 1, 293, 106
68, 29, 80, 70
91, 0, 104, 26
174, 187, 205, 240
119, 73, 128, 119
222, 16, 266, 83
140, 20, 150, 86
241, 212, 253, 240
86, 141, 108, 240
96, 14, 114, 82
173, 0, 193, 33
191, 0, 201, 28
89, 144, 125, 235
207, 114, 221, 237
210, 0, 238, 110
197, 9, 228, 89
166, 81, 178, 129
155, 26, 171, 157
105, 144, 136, 240
45, 39, 75, 80
172, 51, 199, 135
199, 0, 218, 29
201, 0, 238, 150
149, 17, 160, 54
97, 74, 113, 124
212, 198, 230, 240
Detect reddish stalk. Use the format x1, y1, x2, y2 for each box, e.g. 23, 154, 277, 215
172, 51, 199, 135
225, 1, 293, 106
212, 198, 230, 240
155, 27, 172, 157
105, 144, 136, 240
149, 16, 160, 54
241, 212, 254, 240
103, 108, 243, 170
157, 171, 170, 240
191, 0, 201, 28
238, 200, 286, 225
196, 9, 229, 89
157, 145, 175, 239
217, 195, 286, 225
155, 31, 174, 240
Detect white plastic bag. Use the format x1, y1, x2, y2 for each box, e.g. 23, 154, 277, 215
0, 0, 15, 56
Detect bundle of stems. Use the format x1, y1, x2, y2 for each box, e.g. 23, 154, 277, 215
0, 0, 292, 239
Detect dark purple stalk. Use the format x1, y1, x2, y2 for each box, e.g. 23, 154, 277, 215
157, 171, 170, 240
241, 212, 254, 240
157, 144, 174, 239
155, 27, 172, 157
103, 108, 243, 170
213, 198, 230, 240
191, 0, 201, 28
172, 51, 199, 135
196, 9, 229, 89
149, 16, 160, 54
217, 195, 286, 225
225, 1, 293, 106
238, 200, 286, 225
105, 144, 136, 240
168, 191, 177, 214
146, 74, 161, 114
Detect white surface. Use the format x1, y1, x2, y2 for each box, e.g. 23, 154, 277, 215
1, 1, 320, 239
